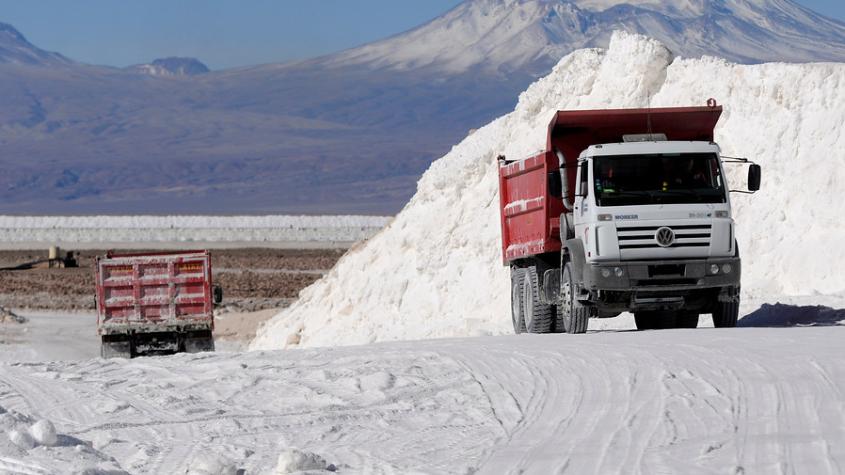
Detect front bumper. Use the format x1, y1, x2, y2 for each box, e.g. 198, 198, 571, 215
584, 257, 741, 291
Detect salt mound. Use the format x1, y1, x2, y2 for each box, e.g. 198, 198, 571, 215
251, 31, 845, 350
29, 419, 57, 446
275, 448, 330, 474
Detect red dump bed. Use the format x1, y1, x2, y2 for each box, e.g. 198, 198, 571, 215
498, 105, 723, 264
95, 250, 214, 335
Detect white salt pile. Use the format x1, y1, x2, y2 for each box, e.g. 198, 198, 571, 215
275, 448, 332, 474
252, 31, 845, 350
0, 406, 125, 473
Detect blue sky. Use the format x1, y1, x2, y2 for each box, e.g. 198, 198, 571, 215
2, 0, 843, 70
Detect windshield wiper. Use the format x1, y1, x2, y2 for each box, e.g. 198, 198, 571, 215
600, 190, 654, 198
597, 190, 655, 206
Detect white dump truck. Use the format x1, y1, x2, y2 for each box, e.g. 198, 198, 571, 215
497, 102, 761, 332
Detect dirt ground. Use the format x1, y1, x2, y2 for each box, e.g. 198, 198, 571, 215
0, 248, 344, 314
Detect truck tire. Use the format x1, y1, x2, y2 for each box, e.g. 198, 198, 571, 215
712, 300, 739, 328
522, 266, 553, 333
100, 336, 131, 359
511, 267, 526, 334
556, 262, 589, 334
184, 330, 215, 353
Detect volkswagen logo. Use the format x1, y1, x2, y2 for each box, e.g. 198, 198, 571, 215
655, 227, 675, 247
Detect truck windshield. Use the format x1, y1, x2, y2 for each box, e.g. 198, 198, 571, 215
593, 153, 726, 206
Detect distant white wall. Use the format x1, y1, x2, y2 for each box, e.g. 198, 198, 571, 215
0, 215, 392, 249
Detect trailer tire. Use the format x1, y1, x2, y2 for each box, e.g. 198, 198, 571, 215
511, 267, 526, 334
556, 262, 589, 334
522, 266, 554, 334
100, 336, 131, 359
712, 300, 739, 328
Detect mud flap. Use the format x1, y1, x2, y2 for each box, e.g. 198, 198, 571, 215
564, 239, 587, 285
542, 269, 561, 304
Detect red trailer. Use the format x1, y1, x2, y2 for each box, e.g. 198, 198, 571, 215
95, 250, 220, 357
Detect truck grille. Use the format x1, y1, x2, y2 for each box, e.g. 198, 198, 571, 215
617, 224, 711, 250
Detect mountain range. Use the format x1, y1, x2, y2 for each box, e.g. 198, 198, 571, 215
2, 0, 845, 214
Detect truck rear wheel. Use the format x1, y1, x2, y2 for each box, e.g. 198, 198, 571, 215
712, 300, 739, 328
557, 262, 589, 334
522, 266, 553, 333
184, 330, 215, 353
511, 267, 526, 334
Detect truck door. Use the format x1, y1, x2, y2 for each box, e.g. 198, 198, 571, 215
574, 160, 590, 220
574, 159, 586, 234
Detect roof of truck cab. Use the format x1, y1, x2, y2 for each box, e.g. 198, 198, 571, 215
580, 141, 721, 158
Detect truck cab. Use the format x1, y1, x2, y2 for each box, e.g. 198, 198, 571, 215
572, 140, 745, 328
498, 103, 760, 333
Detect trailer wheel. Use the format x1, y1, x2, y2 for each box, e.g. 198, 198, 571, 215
511, 267, 526, 334
556, 262, 589, 334
100, 336, 131, 359
184, 330, 215, 353
712, 300, 739, 328
522, 266, 554, 333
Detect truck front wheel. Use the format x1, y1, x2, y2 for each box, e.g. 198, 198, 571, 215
556, 262, 589, 334
522, 266, 553, 333
712, 300, 739, 328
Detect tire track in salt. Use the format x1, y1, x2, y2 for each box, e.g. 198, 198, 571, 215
454, 329, 845, 474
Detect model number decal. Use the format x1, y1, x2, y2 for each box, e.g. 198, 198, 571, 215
615, 214, 638, 220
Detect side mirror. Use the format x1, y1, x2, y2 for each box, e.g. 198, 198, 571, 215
748, 164, 761, 192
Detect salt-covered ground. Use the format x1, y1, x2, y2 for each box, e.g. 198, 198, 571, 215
0, 215, 391, 249
1, 319, 845, 474
0, 312, 99, 363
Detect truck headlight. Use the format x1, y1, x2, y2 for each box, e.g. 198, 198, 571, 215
710, 264, 720, 275
601, 268, 611, 278
614, 267, 624, 277
722, 264, 732, 274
